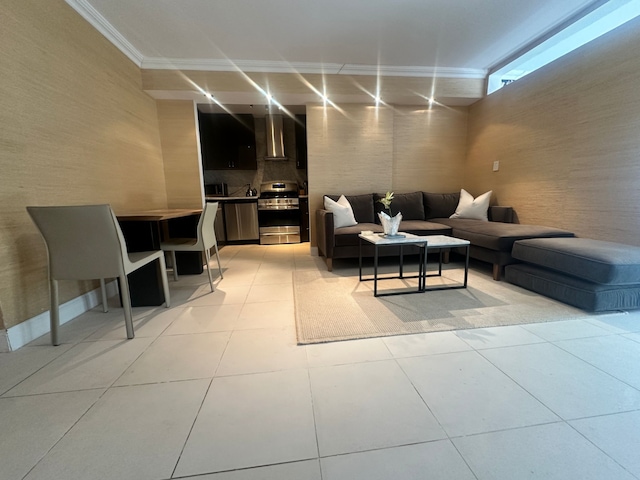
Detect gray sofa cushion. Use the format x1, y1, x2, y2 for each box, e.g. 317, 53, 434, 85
373, 191, 425, 221
433, 218, 575, 251
398, 220, 452, 236
423, 192, 460, 219
327, 194, 375, 224
512, 238, 640, 285
334, 223, 382, 247
505, 263, 640, 312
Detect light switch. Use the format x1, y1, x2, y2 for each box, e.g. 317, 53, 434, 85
492, 160, 500, 172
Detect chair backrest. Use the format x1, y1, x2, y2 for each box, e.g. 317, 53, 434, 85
198, 202, 219, 250
27, 205, 127, 280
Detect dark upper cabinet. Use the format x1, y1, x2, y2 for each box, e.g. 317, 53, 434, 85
198, 112, 257, 170
295, 114, 307, 170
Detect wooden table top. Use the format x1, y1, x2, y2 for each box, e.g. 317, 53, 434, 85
115, 208, 202, 222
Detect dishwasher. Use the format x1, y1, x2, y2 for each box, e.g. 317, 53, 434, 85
223, 201, 259, 242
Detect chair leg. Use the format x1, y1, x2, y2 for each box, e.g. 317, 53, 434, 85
214, 242, 223, 279
100, 278, 108, 312
118, 274, 135, 339
50, 278, 60, 346
171, 250, 178, 281
158, 255, 171, 308
204, 249, 214, 292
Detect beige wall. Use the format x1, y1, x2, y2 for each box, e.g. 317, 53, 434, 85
393, 105, 467, 192
0, 0, 168, 331
157, 100, 203, 208
465, 17, 640, 244
307, 104, 468, 246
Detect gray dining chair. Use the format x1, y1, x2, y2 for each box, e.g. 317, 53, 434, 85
27, 204, 171, 345
161, 202, 223, 292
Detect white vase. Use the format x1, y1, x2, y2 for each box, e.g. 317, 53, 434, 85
378, 211, 402, 236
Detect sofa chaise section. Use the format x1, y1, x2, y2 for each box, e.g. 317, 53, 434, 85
432, 217, 575, 280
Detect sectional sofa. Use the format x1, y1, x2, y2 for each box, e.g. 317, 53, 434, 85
316, 191, 575, 280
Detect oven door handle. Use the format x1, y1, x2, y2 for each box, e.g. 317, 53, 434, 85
258, 205, 300, 211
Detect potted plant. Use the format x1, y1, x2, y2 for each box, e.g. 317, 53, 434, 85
377, 191, 402, 236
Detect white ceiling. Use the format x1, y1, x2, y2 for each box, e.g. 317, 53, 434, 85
67, 0, 605, 106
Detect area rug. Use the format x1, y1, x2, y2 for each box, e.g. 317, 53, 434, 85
293, 267, 607, 345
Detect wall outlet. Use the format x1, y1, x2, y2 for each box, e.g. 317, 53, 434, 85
492, 160, 500, 172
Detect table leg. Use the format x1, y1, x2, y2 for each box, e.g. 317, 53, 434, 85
359, 237, 363, 281
374, 244, 379, 297
419, 245, 425, 291
399, 245, 404, 278
464, 245, 470, 287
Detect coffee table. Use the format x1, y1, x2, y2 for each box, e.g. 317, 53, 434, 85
358, 233, 470, 297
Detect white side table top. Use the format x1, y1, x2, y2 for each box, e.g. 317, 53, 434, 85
358, 233, 470, 248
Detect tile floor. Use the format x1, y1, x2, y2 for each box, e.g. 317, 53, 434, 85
2, 243, 640, 480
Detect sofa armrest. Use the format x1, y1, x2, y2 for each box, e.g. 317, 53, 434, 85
316, 209, 335, 258
490, 206, 514, 223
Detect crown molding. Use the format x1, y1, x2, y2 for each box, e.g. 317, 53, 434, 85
141, 57, 486, 78
140, 58, 344, 74
338, 64, 487, 78
65, 0, 144, 66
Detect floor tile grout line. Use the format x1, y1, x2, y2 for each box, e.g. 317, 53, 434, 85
169, 375, 217, 479
0, 345, 72, 397
304, 368, 324, 478
168, 313, 235, 479
548, 336, 640, 394
473, 342, 574, 422
17, 386, 109, 480
565, 415, 640, 480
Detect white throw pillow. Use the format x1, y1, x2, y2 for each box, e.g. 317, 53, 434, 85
450, 189, 492, 221
324, 195, 358, 229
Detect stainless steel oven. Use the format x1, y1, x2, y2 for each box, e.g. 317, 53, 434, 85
257, 181, 300, 245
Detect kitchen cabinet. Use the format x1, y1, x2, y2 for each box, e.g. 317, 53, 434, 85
198, 112, 257, 170
299, 196, 309, 242
295, 114, 307, 170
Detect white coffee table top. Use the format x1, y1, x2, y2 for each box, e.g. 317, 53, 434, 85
359, 233, 470, 248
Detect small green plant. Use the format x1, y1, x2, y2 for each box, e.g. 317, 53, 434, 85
378, 191, 394, 214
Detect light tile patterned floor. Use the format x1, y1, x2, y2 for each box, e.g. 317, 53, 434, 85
2, 243, 640, 479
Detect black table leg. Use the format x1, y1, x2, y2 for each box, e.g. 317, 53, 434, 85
374, 244, 379, 297
359, 237, 363, 281
464, 245, 470, 287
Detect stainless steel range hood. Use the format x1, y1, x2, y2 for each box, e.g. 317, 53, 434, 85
265, 113, 288, 160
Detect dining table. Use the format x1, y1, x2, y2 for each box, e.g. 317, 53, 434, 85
115, 208, 203, 306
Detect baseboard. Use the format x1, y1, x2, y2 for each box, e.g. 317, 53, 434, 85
5, 281, 118, 351
310, 246, 319, 256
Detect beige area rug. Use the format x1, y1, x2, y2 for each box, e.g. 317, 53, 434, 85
294, 266, 605, 345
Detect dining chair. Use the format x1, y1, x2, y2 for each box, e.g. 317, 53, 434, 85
26, 204, 171, 346
160, 202, 223, 292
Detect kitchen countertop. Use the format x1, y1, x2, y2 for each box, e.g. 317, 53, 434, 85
205, 196, 258, 201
